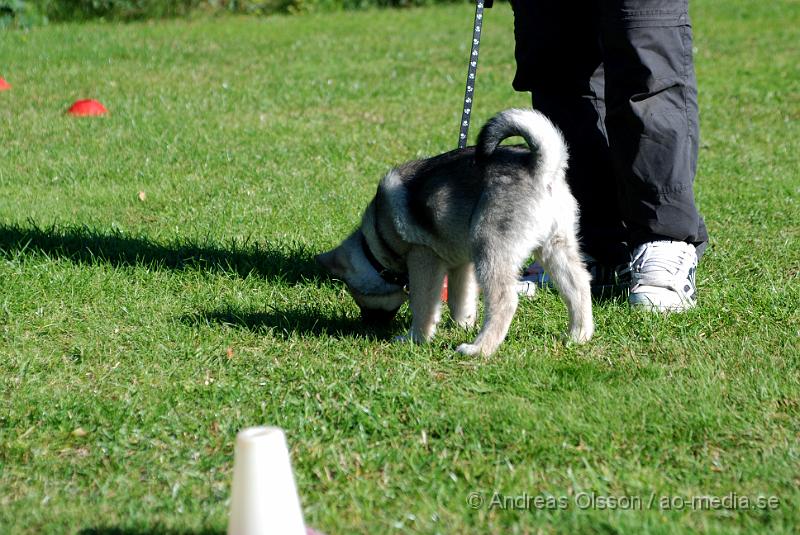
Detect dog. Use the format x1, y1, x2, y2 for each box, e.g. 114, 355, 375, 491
317, 108, 593, 355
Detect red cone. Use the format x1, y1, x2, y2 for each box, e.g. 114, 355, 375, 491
441, 276, 448, 301
67, 99, 108, 116
0, 78, 11, 91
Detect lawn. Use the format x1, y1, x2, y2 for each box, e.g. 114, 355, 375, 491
0, 1, 798, 534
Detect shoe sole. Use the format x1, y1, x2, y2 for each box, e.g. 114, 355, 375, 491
629, 294, 696, 312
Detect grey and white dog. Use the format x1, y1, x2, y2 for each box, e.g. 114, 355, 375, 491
317, 108, 593, 355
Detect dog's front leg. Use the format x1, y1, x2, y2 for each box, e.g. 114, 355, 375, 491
397, 247, 446, 344
447, 263, 478, 329
457, 263, 519, 356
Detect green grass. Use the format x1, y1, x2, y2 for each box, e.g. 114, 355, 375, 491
1, 1, 798, 533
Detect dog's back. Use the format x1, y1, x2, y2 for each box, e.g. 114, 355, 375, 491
377, 109, 571, 264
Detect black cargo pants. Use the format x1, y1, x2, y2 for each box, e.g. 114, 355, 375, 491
509, 0, 708, 266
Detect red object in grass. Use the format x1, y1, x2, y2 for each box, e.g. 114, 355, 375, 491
0, 78, 11, 91
67, 99, 108, 116
441, 276, 448, 301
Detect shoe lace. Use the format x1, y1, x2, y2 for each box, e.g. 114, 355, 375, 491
629, 241, 696, 290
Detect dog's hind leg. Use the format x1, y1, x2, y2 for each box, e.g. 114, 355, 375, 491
537, 234, 594, 343
398, 247, 446, 344
447, 263, 478, 329
457, 258, 519, 356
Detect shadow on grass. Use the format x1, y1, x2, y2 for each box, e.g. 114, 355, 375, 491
0, 221, 391, 340
184, 304, 398, 340
80, 528, 324, 535
0, 221, 323, 283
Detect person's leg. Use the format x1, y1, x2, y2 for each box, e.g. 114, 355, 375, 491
597, 0, 708, 250
597, 0, 708, 309
509, 1, 629, 269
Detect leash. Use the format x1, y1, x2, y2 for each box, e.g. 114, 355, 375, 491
458, 0, 492, 149
442, 0, 493, 302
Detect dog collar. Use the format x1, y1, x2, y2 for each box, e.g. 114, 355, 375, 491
360, 233, 409, 288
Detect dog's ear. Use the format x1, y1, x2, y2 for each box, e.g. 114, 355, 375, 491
316, 248, 345, 278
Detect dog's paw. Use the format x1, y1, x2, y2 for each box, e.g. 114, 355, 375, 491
394, 331, 429, 345
456, 343, 482, 356
569, 325, 594, 344
453, 314, 477, 330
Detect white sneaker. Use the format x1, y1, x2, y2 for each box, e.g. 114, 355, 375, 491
515, 261, 549, 297
627, 240, 698, 312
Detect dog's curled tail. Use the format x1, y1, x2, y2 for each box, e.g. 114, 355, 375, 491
476, 108, 568, 182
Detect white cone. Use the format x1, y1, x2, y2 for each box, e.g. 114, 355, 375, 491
228, 427, 307, 535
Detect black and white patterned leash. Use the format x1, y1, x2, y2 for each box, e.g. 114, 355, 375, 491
458, 0, 492, 149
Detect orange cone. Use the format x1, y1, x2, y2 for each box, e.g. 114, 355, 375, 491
67, 99, 108, 116
0, 78, 11, 91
